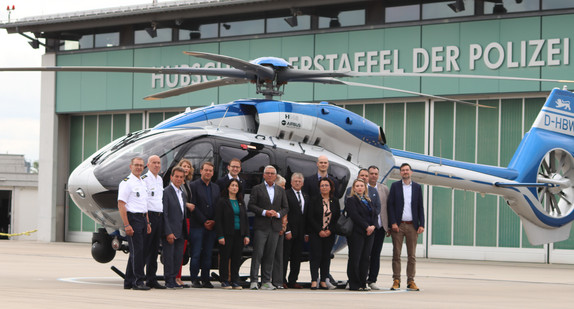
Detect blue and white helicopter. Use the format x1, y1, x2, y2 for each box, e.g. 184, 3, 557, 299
3, 51, 574, 264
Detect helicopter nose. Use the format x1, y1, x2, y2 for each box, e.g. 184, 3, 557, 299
68, 160, 108, 220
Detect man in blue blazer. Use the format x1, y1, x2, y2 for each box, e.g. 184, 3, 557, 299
162, 167, 190, 289
387, 163, 424, 292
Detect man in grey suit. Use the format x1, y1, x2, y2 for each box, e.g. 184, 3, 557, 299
248, 165, 289, 290
162, 167, 194, 289
366, 165, 390, 290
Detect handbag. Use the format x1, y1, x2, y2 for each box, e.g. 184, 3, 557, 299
336, 210, 353, 236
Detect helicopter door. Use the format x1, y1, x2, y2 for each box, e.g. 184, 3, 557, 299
216, 144, 272, 195
162, 138, 215, 186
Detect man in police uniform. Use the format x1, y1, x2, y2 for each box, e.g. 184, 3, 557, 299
118, 157, 152, 290
142, 155, 166, 289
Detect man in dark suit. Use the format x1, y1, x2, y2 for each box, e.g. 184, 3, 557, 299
282, 172, 309, 289
188, 162, 220, 288
387, 163, 424, 292
303, 155, 340, 200
248, 165, 289, 290
215, 158, 245, 194
162, 167, 191, 289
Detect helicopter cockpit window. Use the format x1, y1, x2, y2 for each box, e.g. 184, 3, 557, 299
218, 145, 270, 194
180, 142, 215, 179
93, 129, 200, 189
285, 156, 350, 199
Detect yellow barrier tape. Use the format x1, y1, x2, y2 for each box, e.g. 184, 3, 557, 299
0, 229, 38, 237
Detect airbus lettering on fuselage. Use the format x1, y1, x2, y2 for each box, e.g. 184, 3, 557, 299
281, 113, 302, 128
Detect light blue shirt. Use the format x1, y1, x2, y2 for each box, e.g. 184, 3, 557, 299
401, 180, 413, 221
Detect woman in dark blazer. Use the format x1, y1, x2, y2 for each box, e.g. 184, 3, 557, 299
307, 177, 340, 290
345, 178, 377, 291
215, 178, 250, 289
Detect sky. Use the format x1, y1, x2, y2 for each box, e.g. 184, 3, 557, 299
0, 0, 165, 162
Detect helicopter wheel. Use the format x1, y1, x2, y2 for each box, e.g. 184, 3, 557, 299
537, 149, 574, 218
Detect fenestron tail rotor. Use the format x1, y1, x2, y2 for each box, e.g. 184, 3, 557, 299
537, 149, 574, 218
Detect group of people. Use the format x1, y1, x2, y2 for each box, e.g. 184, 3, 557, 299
117, 154, 425, 292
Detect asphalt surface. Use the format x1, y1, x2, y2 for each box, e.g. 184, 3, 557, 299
1, 240, 573, 308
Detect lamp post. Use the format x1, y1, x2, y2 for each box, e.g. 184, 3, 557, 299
6, 5, 15, 23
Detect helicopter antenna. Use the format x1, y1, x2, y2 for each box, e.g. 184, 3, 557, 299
217, 106, 230, 130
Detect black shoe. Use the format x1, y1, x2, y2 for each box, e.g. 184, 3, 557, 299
180, 283, 190, 288
202, 281, 214, 288
147, 282, 166, 289
132, 284, 151, 291
192, 280, 202, 288
123, 285, 132, 290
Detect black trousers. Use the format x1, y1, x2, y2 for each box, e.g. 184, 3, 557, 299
309, 233, 335, 282
283, 233, 304, 284
125, 212, 147, 287
346, 230, 374, 290
144, 211, 163, 284
218, 230, 244, 284
367, 227, 386, 283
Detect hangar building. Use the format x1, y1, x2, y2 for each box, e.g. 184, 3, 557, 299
1, 0, 574, 263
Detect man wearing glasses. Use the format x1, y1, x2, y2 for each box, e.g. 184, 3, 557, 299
216, 158, 245, 194
248, 165, 289, 290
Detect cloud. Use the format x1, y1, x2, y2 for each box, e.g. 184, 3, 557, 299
0, 118, 40, 161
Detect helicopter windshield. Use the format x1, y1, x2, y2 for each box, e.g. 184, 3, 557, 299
94, 129, 204, 189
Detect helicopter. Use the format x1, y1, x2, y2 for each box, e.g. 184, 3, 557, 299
2, 51, 574, 265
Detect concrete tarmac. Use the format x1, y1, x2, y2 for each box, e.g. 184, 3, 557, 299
1, 240, 573, 308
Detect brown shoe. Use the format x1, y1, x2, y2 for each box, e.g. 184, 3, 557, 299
390, 279, 400, 290
288, 283, 303, 289
407, 281, 419, 291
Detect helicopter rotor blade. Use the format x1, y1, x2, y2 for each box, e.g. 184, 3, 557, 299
279, 69, 353, 82
144, 77, 249, 100
351, 72, 574, 84
0, 66, 257, 80
323, 79, 495, 108
183, 51, 275, 80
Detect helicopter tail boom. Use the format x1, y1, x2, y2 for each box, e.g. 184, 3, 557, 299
389, 88, 574, 245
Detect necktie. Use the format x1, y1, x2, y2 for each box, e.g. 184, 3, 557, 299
297, 191, 303, 212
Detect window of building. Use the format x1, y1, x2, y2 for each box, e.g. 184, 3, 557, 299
134, 28, 172, 44
267, 15, 311, 33
386, 4, 420, 23
179, 23, 218, 41
220, 19, 265, 37
318, 9, 365, 29
542, 0, 574, 10
484, 0, 539, 14
94, 32, 119, 48
423, 1, 474, 19
79, 35, 94, 49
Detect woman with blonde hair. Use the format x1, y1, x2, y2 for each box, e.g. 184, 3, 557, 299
345, 178, 377, 291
